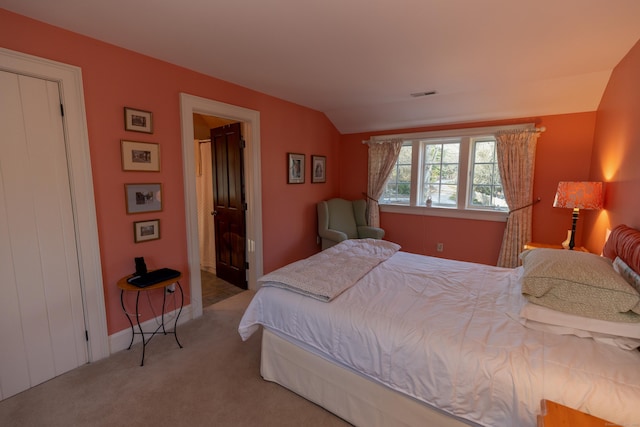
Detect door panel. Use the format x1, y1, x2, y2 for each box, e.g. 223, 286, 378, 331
211, 123, 247, 288
0, 71, 87, 400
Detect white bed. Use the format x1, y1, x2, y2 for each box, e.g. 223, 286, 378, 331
239, 232, 640, 426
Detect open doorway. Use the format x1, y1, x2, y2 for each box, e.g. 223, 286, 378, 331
180, 93, 263, 320
193, 114, 245, 307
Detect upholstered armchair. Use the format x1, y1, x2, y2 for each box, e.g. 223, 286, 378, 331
317, 198, 385, 250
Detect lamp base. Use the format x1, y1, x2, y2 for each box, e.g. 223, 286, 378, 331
568, 208, 579, 250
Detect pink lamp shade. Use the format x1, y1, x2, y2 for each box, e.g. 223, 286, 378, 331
553, 181, 604, 210
553, 181, 604, 250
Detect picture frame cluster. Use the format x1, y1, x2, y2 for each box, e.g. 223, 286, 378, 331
123, 106, 161, 243
121, 140, 160, 172
133, 219, 160, 243
287, 153, 326, 184
124, 107, 153, 134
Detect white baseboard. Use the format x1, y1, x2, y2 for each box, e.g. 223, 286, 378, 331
108, 304, 193, 354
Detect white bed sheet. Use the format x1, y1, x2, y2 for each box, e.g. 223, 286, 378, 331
239, 251, 640, 426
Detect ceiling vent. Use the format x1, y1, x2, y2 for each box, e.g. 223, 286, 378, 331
410, 91, 437, 98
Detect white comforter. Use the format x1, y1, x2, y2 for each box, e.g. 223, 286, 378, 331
239, 249, 640, 426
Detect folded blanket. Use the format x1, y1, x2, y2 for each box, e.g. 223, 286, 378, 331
258, 239, 400, 301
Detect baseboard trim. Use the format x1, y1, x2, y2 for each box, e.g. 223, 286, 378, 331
108, 304, 193, 354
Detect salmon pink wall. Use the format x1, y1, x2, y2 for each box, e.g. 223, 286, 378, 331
260, 102, 341, 266
382, 213, 505, 264
584, 39, 640, 251
339, 113, 597, 264
0, 9, 340, 335
530, 113, 596, 246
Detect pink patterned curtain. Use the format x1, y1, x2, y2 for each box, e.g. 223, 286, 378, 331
496, 129, 539, 268
366, 138, 403, 227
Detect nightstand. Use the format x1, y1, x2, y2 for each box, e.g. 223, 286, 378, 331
117, 272, 184, 366
524, 242, 589, 253
537, 399, 613, 427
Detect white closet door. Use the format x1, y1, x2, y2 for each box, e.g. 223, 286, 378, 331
0, 71, 88, 400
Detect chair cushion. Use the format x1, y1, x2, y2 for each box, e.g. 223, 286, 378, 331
352, 199, 368, 227
327, 198, 358, 239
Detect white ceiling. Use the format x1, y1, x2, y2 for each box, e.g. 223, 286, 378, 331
3, 0, 640, 134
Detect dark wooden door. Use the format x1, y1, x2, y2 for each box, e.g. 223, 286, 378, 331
211, 123, 247, 289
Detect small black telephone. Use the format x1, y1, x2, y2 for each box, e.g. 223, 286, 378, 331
134, 257, 147, 275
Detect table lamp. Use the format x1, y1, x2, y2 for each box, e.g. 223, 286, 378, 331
553, 181, 603, 250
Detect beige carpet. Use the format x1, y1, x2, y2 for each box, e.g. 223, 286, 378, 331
0, 291, 351, 427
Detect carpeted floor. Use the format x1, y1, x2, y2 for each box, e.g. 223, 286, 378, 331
0, 291, 351, 427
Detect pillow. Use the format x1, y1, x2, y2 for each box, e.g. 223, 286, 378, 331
518, 301, 640, 350
602, 224, 640, 274
520, 249, 640, 322
614, 256, 640, 294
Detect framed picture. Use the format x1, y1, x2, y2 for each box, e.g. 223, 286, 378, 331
287, 153, 305, 184
134, 219, 160, 243
125, 183, 162, 214
121, 140, 160, 172
311, 155, 326, 183
124, 107, 153, 133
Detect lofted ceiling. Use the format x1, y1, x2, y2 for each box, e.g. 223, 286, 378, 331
3, 0, 640, 134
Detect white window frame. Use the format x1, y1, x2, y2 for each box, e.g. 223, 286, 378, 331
377, 124, 535, 222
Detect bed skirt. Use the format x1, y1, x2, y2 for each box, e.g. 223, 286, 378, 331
260, 328, 478, 427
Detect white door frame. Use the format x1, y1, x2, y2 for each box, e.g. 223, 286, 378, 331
180, 93, 263, 319
0, 48, 109, 361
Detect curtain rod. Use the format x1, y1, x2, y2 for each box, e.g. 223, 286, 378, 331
362, 124, 546, 144
515, 126, 546, 133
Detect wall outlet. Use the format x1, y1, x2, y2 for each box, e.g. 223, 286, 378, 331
166, 283, 176, 293
436, 242, 444, 252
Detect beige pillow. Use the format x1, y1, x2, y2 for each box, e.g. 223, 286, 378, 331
520, 249, 640, 322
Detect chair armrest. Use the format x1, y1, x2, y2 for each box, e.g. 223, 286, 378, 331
319, 228, 348, 242
318, 200, 350, 243
357, 226, 385, 240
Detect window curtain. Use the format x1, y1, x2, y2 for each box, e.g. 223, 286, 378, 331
365, 138, 403, 227
495, 129, 539, 268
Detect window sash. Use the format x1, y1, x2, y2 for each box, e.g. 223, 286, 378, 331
420, 139, 460, 207
468, 138, 506, 210
382, 143, 412, 205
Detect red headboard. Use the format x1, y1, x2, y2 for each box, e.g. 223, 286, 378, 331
602, 224, 640, 275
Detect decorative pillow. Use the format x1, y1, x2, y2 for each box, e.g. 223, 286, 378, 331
602, 224, 640, 274
614, 256, 640, 294
520, 248, 640, 322
518, 302, 640, 350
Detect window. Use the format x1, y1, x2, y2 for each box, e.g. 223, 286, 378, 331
379, 125, 532, 221
469, 139, 506, 210
384, 143, 412, 204
422, 139, 460, 207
